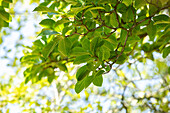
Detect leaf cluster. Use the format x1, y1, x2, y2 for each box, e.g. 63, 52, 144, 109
21, 0, 170, 93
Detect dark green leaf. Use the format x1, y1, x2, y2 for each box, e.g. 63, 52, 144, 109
0, 9, 11, 22
163, 46, 170, 58
76, 65, 90, 81
117, 3, 127, 13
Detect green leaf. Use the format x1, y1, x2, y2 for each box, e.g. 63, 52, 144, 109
120, 29, 128, 45
117, 3, 127, 13
153, 14, 169, 22
105, 35, 117, 46
0, 36, 2, 44
127, 35, 140, 43
76, 65, 90, 81
103, 40, 115, 51
38, 29, 59, 36
65, 0, 78, 5
55, 19, 70, 27
93, 75, 103, 86
122, 0, 132, 6
39, 19, 55, 29
154, 21, 170, 25
163, 46, 170, 58
110, 13, 118, 27
98, 46, 110, 61
71, 47, 90, 56
90, 37, 99, 55
147, 21, 157, 40
84, 7, 105, 14
84, 74, 95, 88
95, 70, 105, 76
33, 5, 58, 13
3, 0, 12, 3
57, 63, 68, 72
116, 53, 127, 64
135, 0, 146, 8
149, 4, 158, 16
159, 0, 169, 6
81, 38, 90, 51
122, 6, 135, 23
20, 55, 40, 62
58, 38, 72, 57
75, 79, 85, 93
0, 9, 11, 22
42, 39, 59, 58
73, 55, 92, 64
71, 5, 92, 15
33, 39, 44, 48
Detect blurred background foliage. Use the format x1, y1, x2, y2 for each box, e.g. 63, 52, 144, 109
0, 0, 170, 113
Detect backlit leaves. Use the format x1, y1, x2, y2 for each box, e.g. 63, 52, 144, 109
20, 0, 170, 94
58, 38, 72, 57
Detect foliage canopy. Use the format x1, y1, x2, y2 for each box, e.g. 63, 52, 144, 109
0, 0, 170, 112
17, 0, 170, 93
